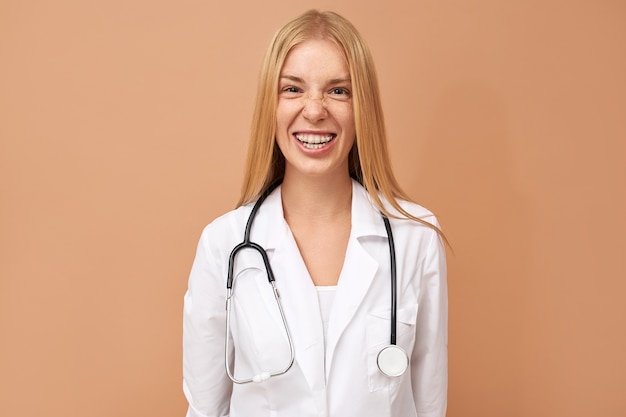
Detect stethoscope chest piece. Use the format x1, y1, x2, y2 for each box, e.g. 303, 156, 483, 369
377, 345, 409, 377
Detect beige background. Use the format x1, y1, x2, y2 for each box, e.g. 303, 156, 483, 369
1, 0, 625, 416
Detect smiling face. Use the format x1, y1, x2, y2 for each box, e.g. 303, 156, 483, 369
276, 39, 356, 181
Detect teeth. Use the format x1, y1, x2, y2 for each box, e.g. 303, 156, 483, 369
302, 143, 324, 149
295, 133, 334, 145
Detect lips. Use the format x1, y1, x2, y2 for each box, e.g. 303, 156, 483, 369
294, 133, 336, 149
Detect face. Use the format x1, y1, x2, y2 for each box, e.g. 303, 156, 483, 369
276, 39, 356, 180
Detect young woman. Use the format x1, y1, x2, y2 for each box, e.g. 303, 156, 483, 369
183, 10, 447, 417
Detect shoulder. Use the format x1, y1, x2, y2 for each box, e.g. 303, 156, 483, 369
352, 179, 437, 225
202, 204, 253, 235
381, 196, 444, 260
196, 204, 254, 254
383, 199, 446, 277
382, 196, 441, 231
396, 199, 438, 224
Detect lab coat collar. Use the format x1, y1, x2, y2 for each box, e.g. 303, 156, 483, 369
252, 179, 387, 249
350, 179, 388, 239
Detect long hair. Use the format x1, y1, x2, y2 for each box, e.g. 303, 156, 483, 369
237, 10, 444, 238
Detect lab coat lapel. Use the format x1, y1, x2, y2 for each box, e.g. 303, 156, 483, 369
324, 181, 387, 375
250, 186, 326, 394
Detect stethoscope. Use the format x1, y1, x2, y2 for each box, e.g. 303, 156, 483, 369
225, 181, 409, 384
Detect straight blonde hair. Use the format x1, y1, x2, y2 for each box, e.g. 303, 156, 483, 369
238, 10, 444, 238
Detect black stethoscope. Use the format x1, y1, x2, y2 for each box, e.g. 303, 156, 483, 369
225, 181, 408, 384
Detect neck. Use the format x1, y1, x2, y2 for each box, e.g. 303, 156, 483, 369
281, 171, 353, 221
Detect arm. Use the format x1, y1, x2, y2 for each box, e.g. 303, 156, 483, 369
183, 227, 233, 417
411, 227, 448, 417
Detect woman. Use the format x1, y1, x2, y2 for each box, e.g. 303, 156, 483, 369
183, 10, 447, 417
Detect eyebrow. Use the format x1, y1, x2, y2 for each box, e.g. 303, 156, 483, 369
279, 75, 351, 84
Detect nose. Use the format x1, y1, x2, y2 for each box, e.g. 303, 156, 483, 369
302, 94, 327, 122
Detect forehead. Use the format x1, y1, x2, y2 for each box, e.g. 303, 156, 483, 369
280, 39, 349, 79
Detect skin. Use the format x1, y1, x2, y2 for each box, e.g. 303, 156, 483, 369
275, 38, 356, 286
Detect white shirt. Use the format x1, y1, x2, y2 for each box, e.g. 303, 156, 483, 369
316, 285, 337, 372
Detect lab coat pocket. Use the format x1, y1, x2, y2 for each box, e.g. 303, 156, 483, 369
365, 303, 418, 392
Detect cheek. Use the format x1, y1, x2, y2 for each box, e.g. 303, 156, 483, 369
340, 110, 356, 137
274, 104, 291, 150
276, 101, 296, 130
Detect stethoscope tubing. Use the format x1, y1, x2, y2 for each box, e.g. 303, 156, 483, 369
227, 181, 281, 290
382, 215, 397, 346
225, 180, 295, 384
224, 179, 407, 383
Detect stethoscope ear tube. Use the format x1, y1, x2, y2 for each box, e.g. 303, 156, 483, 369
225, 180, 296, 384
225, 279, 296, 384
227, 180, 282, 290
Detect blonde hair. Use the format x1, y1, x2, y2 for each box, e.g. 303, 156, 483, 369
238, 10, 444, 238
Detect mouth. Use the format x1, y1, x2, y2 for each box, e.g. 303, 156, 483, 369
294, 133, 336, 150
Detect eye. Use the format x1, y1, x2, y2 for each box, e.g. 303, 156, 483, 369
280, 86, 302, 95
328, 87, 351, 101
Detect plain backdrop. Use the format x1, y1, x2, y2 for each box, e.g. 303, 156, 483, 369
1, 1, 625, 416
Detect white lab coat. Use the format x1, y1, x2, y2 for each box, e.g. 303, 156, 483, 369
183, 180, 447, 417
